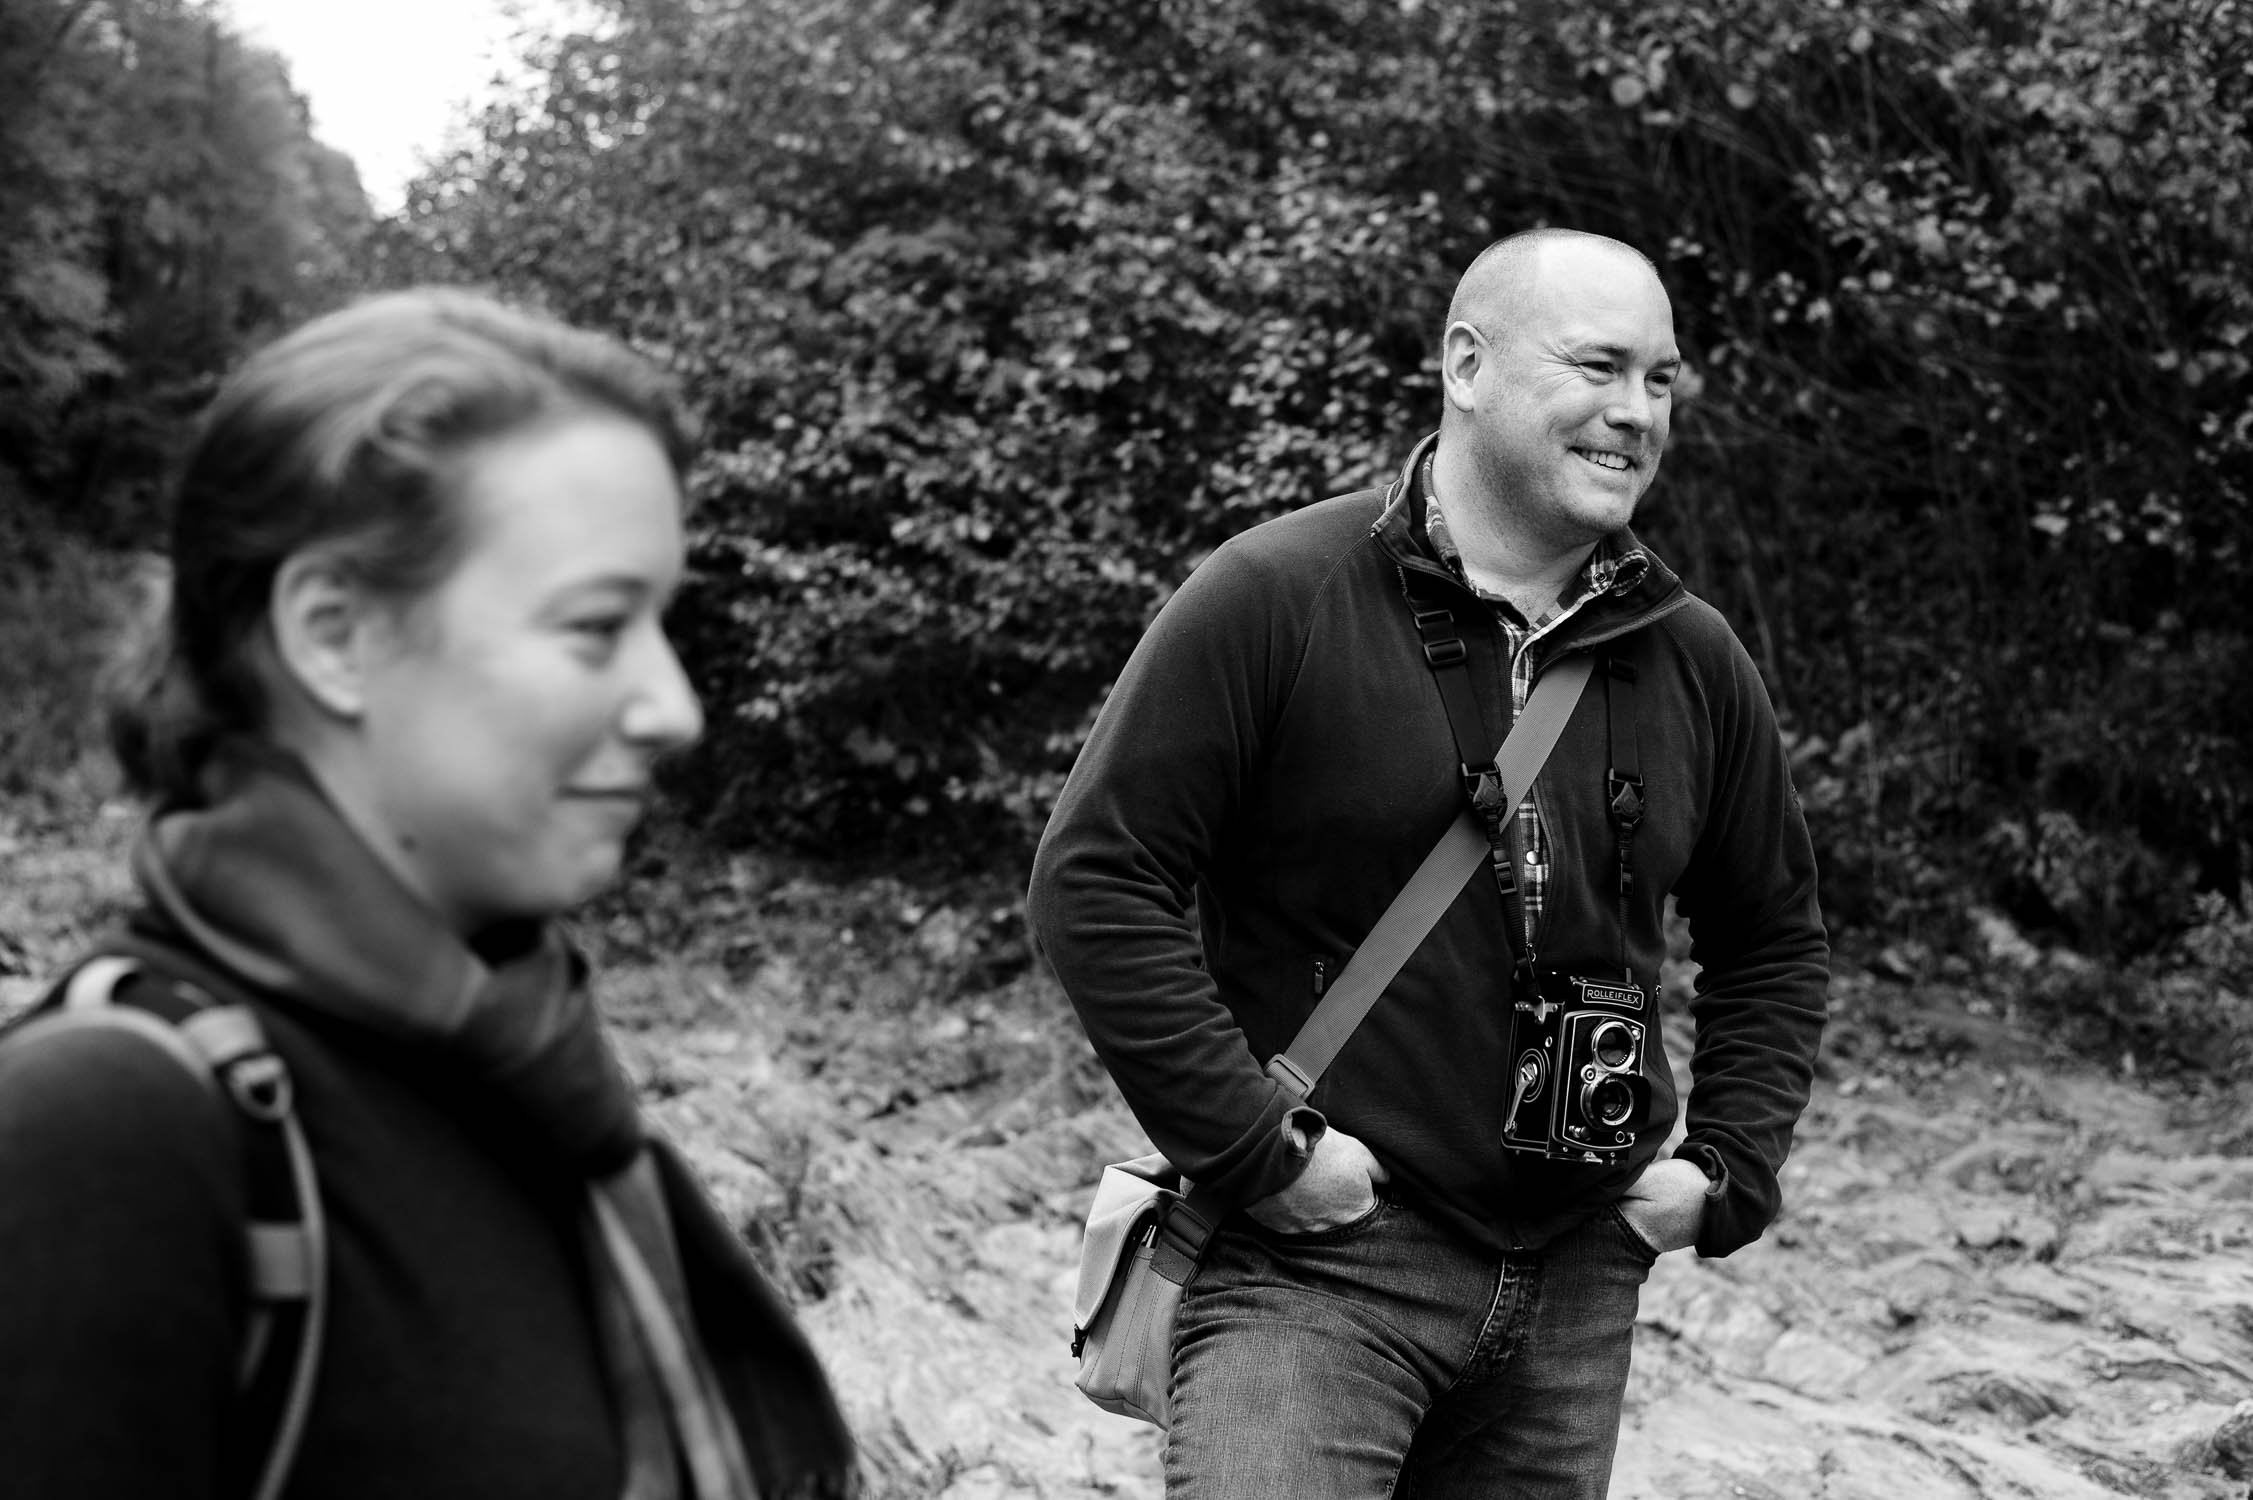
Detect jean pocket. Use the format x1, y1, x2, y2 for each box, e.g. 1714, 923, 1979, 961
1257, 1192, 1392, 1248
1606, 1202, 1663, 1264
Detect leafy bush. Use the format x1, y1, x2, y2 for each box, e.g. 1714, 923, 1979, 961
0, 486, 142, 810
0, 0, 369, 544
380, 0, 1445, 853
376, 0, 2251, 960
2011, 885, 2253, 1077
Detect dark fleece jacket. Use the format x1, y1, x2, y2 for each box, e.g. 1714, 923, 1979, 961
1028, 442, 1828, 1258
0, 952, 855, 1500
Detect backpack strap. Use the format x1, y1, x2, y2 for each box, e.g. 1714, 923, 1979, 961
20, 951, 328, 1500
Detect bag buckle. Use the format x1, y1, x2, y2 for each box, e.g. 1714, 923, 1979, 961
1264, 1052, 1315, 1100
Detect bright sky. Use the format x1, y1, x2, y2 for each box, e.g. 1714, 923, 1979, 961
218, 0, 566, 213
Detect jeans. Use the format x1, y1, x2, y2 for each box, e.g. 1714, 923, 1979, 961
1164, 1194, 1657, 1500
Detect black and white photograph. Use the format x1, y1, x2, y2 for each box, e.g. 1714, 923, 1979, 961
3, 2, 2249, 1496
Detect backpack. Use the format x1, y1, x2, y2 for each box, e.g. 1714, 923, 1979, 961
2, 936, 327, 1500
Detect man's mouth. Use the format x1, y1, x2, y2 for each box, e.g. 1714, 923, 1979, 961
1575, 448, 1635, 472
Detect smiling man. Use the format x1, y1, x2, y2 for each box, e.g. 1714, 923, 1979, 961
1029, 229, 1829, 1498
1432, 232, 1677, 608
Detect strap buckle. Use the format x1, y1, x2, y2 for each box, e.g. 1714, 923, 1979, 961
1607, 771, 1645, 828
1608, 771, 1645, 896
1421, 636, 1467, 669
1154, 1200, 1212, 1259
224, 1053, 294, 1123
1264, 1052, 1315, 1100
1464, 763, 1509, 816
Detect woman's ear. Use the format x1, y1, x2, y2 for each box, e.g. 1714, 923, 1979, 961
268, 551, 380, 719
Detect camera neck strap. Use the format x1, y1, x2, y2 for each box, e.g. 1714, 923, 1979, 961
1398, 564, 1536, 966
1604, 655, 1644, 976
1260, 642, 1594, 1101
1396, 564, 1649, 982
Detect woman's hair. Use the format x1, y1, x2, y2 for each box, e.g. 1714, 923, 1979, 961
110, 287, 697, 804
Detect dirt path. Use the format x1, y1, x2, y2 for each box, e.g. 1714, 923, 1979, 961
9, 816, 2250, 1497
1615, 1021, 2253, 1499
623, 962, 2253, 1500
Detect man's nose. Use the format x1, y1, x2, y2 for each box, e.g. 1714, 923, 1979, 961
1607, 384, 1657, 433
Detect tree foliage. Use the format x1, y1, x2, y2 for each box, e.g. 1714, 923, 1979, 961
0, 0, 369, 539
378, 0, 2250, 955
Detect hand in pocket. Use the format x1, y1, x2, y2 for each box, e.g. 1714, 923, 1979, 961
1244, 1127, 1388, 1235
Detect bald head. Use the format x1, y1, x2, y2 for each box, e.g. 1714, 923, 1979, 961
1445, 229, 1662, 347
1430, 228, 1679, 561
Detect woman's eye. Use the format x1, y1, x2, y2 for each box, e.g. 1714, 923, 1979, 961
569, 615, 630, 643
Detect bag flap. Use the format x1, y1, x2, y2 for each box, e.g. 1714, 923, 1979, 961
1071, 1153, 1181, 1332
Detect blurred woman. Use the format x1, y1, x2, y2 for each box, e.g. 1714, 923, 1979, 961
0, 289, 857, 1499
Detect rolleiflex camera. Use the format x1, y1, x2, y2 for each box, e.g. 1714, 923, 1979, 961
1499, 970, 1654, 1162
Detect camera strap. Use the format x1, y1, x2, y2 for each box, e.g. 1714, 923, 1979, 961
1397, 566, 1652, 984
1261, 624, 1593, 1099
1604, 655, 1645, 976
1397, 564, 1538, 973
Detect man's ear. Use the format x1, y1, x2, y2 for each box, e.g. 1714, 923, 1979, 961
1440, 321, 1486, 413
268, 551, 381, 719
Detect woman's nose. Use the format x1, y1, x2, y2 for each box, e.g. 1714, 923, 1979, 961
623, 628, 704, 751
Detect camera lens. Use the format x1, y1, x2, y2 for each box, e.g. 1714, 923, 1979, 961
1583, 1074, 1637, 1128
1590, 1019, 1636, 1070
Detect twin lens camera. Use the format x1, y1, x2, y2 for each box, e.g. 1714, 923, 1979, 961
1499, 971, 1653, 1163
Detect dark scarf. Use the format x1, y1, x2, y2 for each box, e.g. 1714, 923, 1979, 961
133, 741, 857, 1500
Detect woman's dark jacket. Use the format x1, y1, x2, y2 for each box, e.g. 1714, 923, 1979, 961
0, 858, 853, 1498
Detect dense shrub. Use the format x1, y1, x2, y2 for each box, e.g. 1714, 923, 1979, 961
0, 0, 368, 543
371, 0, 2248, 958
2006, 885, 2253, 1077
0, 487, 143, 809
377, 0, 1445, 852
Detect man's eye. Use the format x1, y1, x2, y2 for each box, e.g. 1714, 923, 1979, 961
570, 615, 629, 641
1583, 361, 1617, 377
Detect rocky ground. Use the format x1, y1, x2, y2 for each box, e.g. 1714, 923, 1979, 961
1615, 983, 2253, 1500
592, 864, 2253, 1500
7, 806, 2251, 1498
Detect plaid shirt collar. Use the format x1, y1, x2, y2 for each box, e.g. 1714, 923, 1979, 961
1418, 450, 1650, 628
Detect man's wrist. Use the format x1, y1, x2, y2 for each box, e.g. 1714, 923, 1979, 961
1672, 1141, 1727, 1198
1282, 1106, 1326, 1166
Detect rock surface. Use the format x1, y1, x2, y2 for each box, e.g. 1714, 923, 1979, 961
8, 818, 2250, 1498
610, 963, 2253, 1500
